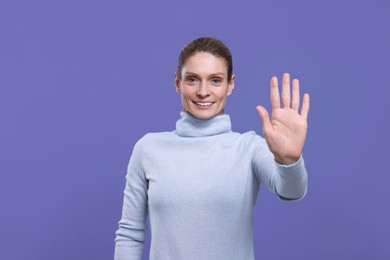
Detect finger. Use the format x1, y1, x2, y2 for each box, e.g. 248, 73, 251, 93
291, 78, 300, 111
256, 105, 272, 133
282, 72, 291, 108
301, 93, 310, 120
270, 76, 280, 110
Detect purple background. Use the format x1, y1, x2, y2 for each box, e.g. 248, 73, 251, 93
1, 1, 389, 259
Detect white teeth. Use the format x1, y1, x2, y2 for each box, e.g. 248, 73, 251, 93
195, 102, 213, 106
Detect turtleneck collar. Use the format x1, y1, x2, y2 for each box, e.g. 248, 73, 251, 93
175, 111, 232, 137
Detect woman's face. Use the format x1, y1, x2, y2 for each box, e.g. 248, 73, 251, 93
175, 52, 235, 119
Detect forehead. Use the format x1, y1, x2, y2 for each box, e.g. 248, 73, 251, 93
182, 52, 227, 76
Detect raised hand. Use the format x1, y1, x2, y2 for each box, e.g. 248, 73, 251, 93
256, 73, 310, 165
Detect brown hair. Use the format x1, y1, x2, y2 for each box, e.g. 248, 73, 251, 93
177, 37, 233, 83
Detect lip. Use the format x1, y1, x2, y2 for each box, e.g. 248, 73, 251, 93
192, 100, 215, 109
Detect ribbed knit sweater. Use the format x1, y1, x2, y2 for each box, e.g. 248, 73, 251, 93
114, 111, 308, 260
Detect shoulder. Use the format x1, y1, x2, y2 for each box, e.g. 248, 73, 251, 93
137, 132, 167, 142
220, 130, 269, 155
234, 131, 272, 161
133, 131, 173, 149
236, 130, 267, 146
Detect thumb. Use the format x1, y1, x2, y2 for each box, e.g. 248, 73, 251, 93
256, 105, 272, 131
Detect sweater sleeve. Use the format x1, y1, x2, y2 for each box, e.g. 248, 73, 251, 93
114, 139, 149, 260
251, 135, 308, 201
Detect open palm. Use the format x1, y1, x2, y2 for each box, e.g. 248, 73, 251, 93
256, 73, 310, 165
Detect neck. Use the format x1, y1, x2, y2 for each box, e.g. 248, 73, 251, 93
175, 111, 232, 137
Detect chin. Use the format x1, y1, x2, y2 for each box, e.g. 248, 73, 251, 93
188, 110, 220, 120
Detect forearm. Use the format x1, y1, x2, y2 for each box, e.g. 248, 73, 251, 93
114, 179, 148, 260
274, 155, 308, 200
114, 224, 145, 260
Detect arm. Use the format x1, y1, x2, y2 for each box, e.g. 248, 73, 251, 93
252, 137, 307, 200
114, 139, 148, 260
273, 155, 307, 200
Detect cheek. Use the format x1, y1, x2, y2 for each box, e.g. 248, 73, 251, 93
215, 88, 229, 101
180, 88, 192, 104
181, 86, 194, 98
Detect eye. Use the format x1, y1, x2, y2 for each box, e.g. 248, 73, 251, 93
185, 76, 198, 85
211, 78, 222, 85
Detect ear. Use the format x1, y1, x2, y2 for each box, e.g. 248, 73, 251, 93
227, 74, 235, 96
175, 72, 181, 94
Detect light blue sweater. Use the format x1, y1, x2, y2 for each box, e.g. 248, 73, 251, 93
114, 111, 308, 260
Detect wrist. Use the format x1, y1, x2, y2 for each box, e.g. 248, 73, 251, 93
274, 155, 300, 165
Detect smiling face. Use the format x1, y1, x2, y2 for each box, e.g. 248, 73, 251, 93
175, 52, 235, 119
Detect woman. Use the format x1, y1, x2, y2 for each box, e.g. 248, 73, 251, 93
114, 37, 310, 260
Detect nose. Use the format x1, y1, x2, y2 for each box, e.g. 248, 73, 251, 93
196, 82, 210, 97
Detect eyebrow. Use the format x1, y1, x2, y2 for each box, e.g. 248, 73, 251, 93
184, 72, 226, 77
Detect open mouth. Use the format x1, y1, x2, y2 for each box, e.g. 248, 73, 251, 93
192, 101, 215, 108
